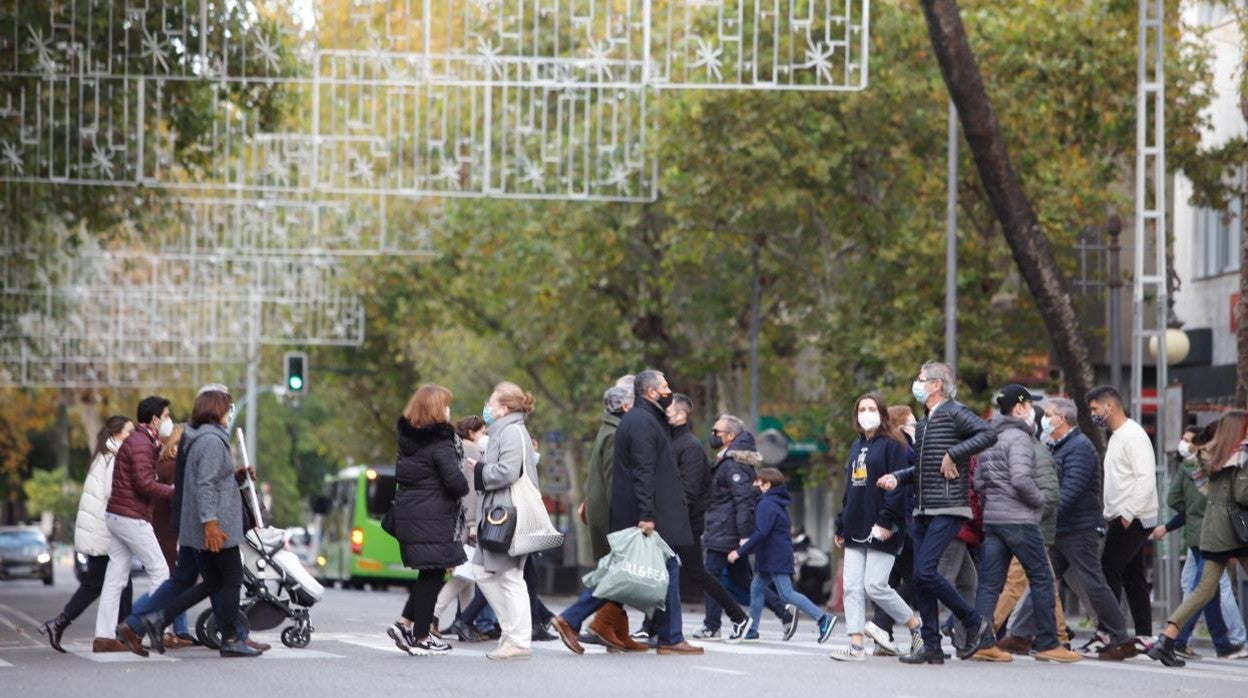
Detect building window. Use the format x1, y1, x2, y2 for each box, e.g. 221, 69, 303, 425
1196, 194, 1243, 278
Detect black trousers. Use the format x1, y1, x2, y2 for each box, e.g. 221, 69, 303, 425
678, 540, 747, 624
402, 570, 447, 638
62, 553, 133, 623
1101, 519, 1152, 637
523, 556, 554, 627
180, 546, 245, 641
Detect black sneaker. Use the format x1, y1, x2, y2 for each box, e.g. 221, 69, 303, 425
782, 604, 799, 641
900, 647, 946, 665
388, 622, 417, 655
958, 618, 994, 661
725, 617, 752, 644
410, 636, 452, 656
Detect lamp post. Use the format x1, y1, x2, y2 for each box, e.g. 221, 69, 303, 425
1107, 214, 1123, 390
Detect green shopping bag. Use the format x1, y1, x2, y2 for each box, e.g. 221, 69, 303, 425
581, 527, 677, 612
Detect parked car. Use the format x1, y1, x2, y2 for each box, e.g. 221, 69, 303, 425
0, 526, 54, 585
73, 550, 144, 582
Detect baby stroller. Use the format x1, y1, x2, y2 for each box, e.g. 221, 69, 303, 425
196, 478, 325, 649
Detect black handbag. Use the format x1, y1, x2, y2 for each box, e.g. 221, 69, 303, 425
1229, 504, 1248, 546
478, 504, 517, 553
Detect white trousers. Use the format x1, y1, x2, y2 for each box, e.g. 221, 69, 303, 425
95, 513, 169, 638
842, 545, 914, 636
433, 577, 476, 628
474, 564, 531, 650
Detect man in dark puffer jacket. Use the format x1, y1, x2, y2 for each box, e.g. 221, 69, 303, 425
880, 362, 996, 664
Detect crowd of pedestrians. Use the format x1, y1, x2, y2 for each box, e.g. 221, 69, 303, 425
37, 361, 1248, 670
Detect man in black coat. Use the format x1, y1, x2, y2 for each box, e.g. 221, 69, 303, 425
553, 370, 703, 656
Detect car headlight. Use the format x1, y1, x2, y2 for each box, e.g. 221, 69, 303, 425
36, 553, 51, 564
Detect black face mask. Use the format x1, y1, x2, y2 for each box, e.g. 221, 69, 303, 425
709, 431, 724, 450
656, 392, 674, 410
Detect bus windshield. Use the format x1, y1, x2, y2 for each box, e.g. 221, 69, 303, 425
366, 474, 397, 519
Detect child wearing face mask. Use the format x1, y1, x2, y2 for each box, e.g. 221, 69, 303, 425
729, 468, 839, 644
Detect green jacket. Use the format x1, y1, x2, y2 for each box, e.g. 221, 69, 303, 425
1199, 453, 1248, 554
1034, 438, 1059, 545
1165, 458, 1206, 552
583, 412, 621, 560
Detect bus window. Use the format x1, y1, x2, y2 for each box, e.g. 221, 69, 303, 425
366, 474, 397, 519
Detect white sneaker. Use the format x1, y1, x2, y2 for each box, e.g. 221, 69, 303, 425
830, 645, 867, 662
691, 626, 722, 641
864, 622, 898, 656
486, 643, 532, 661
1218, 645, 1248, 660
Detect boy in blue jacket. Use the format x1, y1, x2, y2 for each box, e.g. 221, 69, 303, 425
729, 468, 838, 643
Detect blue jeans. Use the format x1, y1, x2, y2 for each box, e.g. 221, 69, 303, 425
1176, 549, 1241, 653
911, 515, 980, 648
974, 523, 1057, 651
749, 571, 826, 631
561, 556, 684, 645
704, 549, 789, 631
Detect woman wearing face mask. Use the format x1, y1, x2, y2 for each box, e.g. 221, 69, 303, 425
385, 385, 470, 656
832, 394, 921, 660
40, 417, 137, 653
472, 381, 541, 660
1150, 411, 1248, 666
1149, 424, 1248, 659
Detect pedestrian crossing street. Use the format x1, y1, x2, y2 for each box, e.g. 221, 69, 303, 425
3, 630, 1248, 684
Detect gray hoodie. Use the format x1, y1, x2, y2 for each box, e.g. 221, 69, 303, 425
178, 423, 243, 551
973, 415, 1045, 526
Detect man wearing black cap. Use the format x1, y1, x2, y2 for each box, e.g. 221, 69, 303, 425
965, 385, 1081, 663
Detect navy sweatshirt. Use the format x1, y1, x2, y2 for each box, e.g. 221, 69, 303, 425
835, 434, 908, 555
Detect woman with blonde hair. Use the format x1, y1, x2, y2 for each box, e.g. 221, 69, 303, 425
473, 381, 540, 660
386, 384, 470, 656
1149, 411, 1248, 667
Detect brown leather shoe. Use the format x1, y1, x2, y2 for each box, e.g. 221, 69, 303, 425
93, 637, 130, 653
971, 646, 1014, 662
245, 639, 271, 653
550, 616, 584, 655
588, 611, 628, 651
163, 633, 194, 650
1098, 642, 1139, 661
657, 641, 704, 655
116, 624, 150, 657
604, 604, 649, 653
997, 635, 1033, 655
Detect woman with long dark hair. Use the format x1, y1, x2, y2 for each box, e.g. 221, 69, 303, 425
39, 416, 136, 653
1149, 411, 1248, 667
385, 384, 470, 656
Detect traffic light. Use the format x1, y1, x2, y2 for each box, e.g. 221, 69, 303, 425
284, 352, 307, 394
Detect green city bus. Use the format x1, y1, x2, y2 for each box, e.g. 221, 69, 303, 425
314, 465, 415, 589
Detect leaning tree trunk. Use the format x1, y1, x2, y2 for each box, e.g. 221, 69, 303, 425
1237, 186, 1248, 408
920, 0, 1101, 442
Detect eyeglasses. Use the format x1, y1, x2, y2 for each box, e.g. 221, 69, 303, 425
710, 428, 727, 435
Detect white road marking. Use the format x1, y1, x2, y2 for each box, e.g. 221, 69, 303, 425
66, 646, 180, 663
0, 603, 43, 628
0, 658, 12, 668
692, 665, 747, 676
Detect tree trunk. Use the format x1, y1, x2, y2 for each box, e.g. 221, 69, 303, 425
1237, 185, 1248, 408
921, 0, 1100, 441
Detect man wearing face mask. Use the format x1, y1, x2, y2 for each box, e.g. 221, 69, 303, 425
552, 369, 703, 655
1042, 397, 1136, 660
96, 395, 176, 655
878, 362, 997, 664
1150, 425, 1248, 659
1085, 385, 1158, 643
961, 385, 1080, 663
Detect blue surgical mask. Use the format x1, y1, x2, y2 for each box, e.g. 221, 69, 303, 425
911, 380, 928, 404
482, 403, 495, 426
225, 404, 237, 431
1041, 416, 1055, 436
533, 451, 541, 466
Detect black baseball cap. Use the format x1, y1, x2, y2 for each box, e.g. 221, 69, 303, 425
995, 384, 1040, 414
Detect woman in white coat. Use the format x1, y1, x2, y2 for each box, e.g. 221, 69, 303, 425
39, 416, 135, 653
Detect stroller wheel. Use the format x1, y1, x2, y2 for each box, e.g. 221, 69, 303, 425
196, 609, 221, 650
282, 626, 311, 649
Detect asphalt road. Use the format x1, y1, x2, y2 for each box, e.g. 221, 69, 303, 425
1, 555, 1246, 698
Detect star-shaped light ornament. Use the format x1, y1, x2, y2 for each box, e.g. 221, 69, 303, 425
690, 37, 723, 81
803, 39, 837, 84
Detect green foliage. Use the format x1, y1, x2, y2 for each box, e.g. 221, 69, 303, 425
22, 467, 81, 540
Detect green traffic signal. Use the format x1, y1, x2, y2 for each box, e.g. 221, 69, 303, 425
289, 375, 303, 391
284, 352, 307, 394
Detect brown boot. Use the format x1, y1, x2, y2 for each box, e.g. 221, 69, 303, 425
587, 607, 628, 651
604, 604, 649, 652
115, 624, 150, 658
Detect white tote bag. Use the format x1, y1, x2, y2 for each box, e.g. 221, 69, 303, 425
507, 425, 565, 557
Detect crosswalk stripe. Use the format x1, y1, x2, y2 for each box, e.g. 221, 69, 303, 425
0, 603, 43, 628
65, 645, 179, 663
0, 658, 12, 668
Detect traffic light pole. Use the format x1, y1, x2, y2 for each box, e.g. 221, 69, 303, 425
244, 291, 261, 471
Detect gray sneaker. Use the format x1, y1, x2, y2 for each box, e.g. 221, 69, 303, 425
691, 626, 721, 641
829, 645, 867, 662
782, 605, 799, 641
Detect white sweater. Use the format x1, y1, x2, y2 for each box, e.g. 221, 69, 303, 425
1101, 418, 1159, 527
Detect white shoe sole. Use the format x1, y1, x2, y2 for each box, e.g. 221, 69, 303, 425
829, 651, 867, 662
387, 627, 415, 656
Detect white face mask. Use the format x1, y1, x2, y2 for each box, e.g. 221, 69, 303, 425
477, 434, 489, 450
1177, 441, 1193, 459
1020, 410, 1035, 428
857, 410, 881, 432
157, 416, 174, 439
